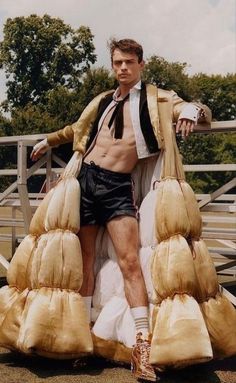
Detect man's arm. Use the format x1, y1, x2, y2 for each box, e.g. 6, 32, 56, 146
30, 124, 74, 161
31, 90, 115, 161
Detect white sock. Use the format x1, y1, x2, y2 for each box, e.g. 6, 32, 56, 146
130, 306, 149, 337
82, 296, 92, 323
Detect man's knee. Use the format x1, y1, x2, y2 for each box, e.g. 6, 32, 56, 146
119, 254, 142, 280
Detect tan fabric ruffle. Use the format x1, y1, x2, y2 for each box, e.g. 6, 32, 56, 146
150, 89, 236, 368
0, 154, 93, 358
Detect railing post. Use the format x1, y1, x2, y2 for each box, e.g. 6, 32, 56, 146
46, 148, 52, 192
17, 141, 32, 233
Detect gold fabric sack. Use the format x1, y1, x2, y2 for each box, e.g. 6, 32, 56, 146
201, 293, 236, 358
150, 294, 213, 368
155, 179, 190, 242
7, 235, 36, 290
0, 288, 29, 350
151, 234, 198, 301
179, 180, 202, 239
45, 177, 80, 233
0, 286, 20, 328
17, 288, 93, 359
29, 230, 83, 290
191, 239, 219, 302
29, 188, 55, 235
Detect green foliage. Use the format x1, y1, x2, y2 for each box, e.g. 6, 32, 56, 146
78, 67, 116, 107
0, 15, 235, 194
191, 73, 236, 121
0, 14, 96, 109
143, 55, 194, 101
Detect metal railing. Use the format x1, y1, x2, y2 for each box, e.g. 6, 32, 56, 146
0, 120, 235, 302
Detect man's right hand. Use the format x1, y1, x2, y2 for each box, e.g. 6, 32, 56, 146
30, 138, 49, 161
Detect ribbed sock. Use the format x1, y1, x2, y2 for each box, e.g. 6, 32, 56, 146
82, 296, 92, 323
130, 306, 149, 337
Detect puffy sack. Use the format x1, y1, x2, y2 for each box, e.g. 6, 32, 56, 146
151, 235, 198, 300
179, 180, 202, 239
17, 288, 93, 358
62, 151, 83, 178
139, 189, 158, 248
0, 288, 29, 350
45, 177, 80, 233
155, 179, 190, 241
201, 293, 236, 358
192, 239, 219, 302
29, 231, 83, 290
7, 235, 36, 290
0, 286, 20, 328
29, 188, 54, 235
150, 294, 213, 368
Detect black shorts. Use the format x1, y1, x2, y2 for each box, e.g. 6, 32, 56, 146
78, 161, 138, 226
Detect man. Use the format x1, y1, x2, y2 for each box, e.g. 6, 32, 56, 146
31, 38, 209, 382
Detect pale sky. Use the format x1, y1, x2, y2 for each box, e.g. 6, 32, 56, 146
0, 0, 235, 102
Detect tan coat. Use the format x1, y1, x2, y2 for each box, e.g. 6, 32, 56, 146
46, 84, 211, 156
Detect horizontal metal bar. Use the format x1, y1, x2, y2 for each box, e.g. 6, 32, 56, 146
0, 134, 46, 145
202, 215, 236, 223
0, 168, 63, 176
202, 232, 236, 240
0, 234, 24, 242
200, 204, 236, 213
203, 227, 236, 233
0, 218, 25, 227
184, 164, 236, 172
197, 194, 236, 201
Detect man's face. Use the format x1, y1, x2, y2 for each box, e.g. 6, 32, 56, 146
112, 49, 144, 87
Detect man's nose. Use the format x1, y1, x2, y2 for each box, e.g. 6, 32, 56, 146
121, 61, 127, 70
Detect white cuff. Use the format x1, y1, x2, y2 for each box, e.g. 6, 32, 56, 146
33, 138, 49, 151
178, 104, 201, 123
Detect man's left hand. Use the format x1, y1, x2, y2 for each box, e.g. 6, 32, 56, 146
176, 118, 195, 139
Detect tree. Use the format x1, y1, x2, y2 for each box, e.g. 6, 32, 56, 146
190, 73, 236, 121
0, 14, 96, 109
179, 73, 236, 193
143, 55, 195, 101
78, 67, 116, 108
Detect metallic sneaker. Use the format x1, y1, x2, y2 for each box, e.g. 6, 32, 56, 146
131, 332, 157, 382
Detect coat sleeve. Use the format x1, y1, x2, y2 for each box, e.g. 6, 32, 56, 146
47, 124, 74, 147
46, 90, 114, 148
170, 90, 212, 124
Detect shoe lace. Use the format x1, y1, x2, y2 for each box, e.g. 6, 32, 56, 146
139, 339, 152, 369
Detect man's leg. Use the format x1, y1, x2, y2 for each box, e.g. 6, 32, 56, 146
106, 215, 156, 382
78, 224, 99, 322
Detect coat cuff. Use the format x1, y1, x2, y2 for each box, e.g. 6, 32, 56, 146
178, 104, 202, 123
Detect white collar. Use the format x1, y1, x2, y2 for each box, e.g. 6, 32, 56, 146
113, 79, 142, 101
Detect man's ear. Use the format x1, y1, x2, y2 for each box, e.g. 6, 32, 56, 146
140, 60, 145, 70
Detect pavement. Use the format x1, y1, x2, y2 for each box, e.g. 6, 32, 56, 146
0, 347, 236, 383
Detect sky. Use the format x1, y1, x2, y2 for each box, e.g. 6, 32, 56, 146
0, 0, 235, 102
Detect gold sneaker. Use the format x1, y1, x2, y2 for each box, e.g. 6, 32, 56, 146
131, 332, 157, 382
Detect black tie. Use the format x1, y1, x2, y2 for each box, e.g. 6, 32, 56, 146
108, 94, 129, 139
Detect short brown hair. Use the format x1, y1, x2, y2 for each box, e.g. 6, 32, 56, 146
109, 38, 143, 63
